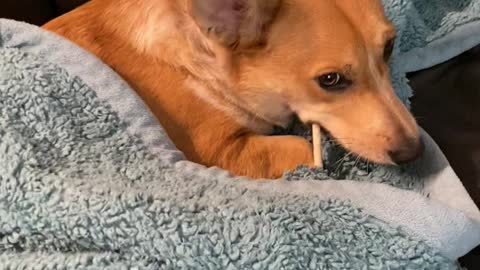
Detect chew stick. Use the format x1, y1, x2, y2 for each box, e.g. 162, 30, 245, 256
312, 124, 323, 168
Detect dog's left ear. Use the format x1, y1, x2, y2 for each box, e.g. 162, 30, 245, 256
191, 0, 282, 50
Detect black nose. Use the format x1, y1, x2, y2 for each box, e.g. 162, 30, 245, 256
388, 137, 424, 164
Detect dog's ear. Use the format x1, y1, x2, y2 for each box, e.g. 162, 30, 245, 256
191, 0, 282, 49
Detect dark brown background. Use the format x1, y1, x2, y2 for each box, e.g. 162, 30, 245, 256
1, 0, 479, 267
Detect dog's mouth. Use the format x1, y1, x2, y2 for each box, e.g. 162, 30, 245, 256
271, 119, 377, 176
271, 116, 390, 167
271, 116, 342, 151
308, 125, 368, 164
271, 114, 311, 138
275, 118, 422, 186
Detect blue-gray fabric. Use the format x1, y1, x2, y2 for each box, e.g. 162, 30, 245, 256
0, 0, 480, 268
384, 0, 480, 104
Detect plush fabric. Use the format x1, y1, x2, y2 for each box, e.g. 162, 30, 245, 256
0, 0, 480, 268
383, 0, 480, 105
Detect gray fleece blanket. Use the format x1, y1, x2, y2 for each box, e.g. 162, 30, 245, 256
1, 0, 480, 269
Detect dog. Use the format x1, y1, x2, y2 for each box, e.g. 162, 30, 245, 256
43, 0, 422, 179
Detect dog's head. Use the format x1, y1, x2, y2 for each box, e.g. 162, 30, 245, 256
190, 0, 422, 165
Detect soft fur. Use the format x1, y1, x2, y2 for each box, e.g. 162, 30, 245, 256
44, 0, 421, 179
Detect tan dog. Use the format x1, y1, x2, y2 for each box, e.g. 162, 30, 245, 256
44, 0, 422, 179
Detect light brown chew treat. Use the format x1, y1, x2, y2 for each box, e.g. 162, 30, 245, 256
312, 124, 323, 168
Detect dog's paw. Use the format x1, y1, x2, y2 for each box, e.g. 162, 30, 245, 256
266, 135, 314, 178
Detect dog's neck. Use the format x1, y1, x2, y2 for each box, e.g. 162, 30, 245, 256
101, 0, 291, 134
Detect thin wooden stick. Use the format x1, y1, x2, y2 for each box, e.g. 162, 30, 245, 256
312, 124, 323, 168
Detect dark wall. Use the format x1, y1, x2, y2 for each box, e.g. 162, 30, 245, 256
0, 0, 89, 25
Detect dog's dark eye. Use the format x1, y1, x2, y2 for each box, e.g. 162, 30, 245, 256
316, 73, 351, 90
384, 38, 395, 61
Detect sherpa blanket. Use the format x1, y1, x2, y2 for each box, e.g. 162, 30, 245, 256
0, 0, 480, 269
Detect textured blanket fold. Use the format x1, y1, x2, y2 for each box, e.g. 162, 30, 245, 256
383, 0, 480, 107
1, 0, 480, 269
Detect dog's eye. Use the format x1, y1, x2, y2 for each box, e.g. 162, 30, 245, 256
316, 73, 350, 90
384, 38, 395, 61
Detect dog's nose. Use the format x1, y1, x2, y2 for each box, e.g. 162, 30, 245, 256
388, 137, 424, 164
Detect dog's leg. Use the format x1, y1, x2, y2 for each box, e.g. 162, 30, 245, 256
216, 134, 314, 179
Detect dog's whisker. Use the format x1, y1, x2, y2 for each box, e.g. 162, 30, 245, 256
353, 156, 360, 168
334, 153, 351, 166
334, 158, 346, 174
333, 151, 354, 173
